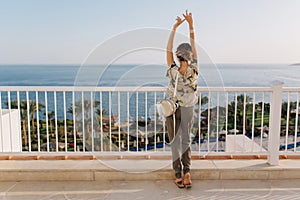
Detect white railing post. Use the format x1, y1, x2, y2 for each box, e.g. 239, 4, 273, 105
268, 81, 284, 165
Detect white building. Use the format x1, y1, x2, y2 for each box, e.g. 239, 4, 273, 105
0, 109, 22, 152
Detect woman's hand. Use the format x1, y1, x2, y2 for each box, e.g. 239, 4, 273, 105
183, 9, 197, 59
183, 10, 193, 27
173, 16, 185, 30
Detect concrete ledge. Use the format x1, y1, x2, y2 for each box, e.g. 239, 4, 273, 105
0, 160, 300, 181
0, 154, 277, 160
95, 171, 174, 181
1, 153, 300, 160
0, 171, 93, 181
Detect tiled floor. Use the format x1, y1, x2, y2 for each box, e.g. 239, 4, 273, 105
1, 159, 300, 199
1, 180, 300, 200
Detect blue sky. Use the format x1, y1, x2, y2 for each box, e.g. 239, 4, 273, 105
0, 0, 299, 64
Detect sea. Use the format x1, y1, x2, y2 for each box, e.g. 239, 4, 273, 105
0, 64, 299, 120
0, 63, 299, 87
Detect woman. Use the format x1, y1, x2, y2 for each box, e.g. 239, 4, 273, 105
166, 10, 198, 189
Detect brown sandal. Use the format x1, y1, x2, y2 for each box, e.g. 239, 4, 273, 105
174, 178, 185, 189
184, 173, 192, 189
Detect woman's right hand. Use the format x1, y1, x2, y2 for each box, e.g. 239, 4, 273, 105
173, 16, 185, 30
183, 10, 193, 27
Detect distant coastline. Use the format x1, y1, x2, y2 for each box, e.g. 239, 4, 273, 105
290, 63, 300, 66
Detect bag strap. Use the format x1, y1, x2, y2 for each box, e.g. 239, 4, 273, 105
172, 71, 179, 142
173, 71, 179, 98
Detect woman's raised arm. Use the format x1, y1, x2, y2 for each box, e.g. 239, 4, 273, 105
183, 10, 197, 60
166, 17, 185, 67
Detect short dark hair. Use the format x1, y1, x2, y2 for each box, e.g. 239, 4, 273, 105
176, 43, 192, 61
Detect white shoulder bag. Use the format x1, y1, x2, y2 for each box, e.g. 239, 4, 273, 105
156, 71, 179, 120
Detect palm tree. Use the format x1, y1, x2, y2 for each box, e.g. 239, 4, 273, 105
45, 111, 55, 134
200, 96, 209, 106
67, 100, 101, 150
95, 108, 108, 123
29, 101, 44, 136
227, 94, 253, 132
67, 100, 100, 130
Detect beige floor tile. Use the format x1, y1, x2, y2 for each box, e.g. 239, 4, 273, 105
2, 180, 300, 200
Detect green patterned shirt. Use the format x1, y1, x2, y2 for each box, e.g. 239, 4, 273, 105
166, 59, 198, 107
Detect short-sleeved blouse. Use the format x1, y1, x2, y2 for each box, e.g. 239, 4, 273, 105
166, 59, 198, 107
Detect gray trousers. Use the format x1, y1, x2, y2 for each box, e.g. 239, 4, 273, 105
166, 106, 194, 179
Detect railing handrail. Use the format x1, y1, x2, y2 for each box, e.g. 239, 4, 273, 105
1, 85, 299, 92
0, 86, 278, 92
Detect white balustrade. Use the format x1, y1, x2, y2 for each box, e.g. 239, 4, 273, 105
0, 84, 298, 166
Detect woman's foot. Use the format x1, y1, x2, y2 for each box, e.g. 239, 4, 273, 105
174, 178, 185, 188
184, 173, 192, 188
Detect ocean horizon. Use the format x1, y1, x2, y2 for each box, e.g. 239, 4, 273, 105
1, 63, 299, 121
0, 63, 299, 87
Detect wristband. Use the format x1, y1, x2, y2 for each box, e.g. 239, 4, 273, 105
190, 29, 194, 33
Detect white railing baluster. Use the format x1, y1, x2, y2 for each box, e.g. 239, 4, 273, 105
260, 92, 265, 151
163, 91, 166, 152
225, 92, 229, 151
284, 93, 290, 151
126, 92, 130, 151
294, 93, 299, 152
243, 92, 247, 152
54, 91, 58, 152
162, 119, 166, 152
234, 92, 238, 152
136, 91, 138, 152
118, 91, 121, 152
154, 91, 157, 152
17, 91, 22, 152
216, 92, 219, 152
0, 92, 3, 152
100, 91, 103, 152
90, 91, 94, 152
36, 91, 40, 152
54, 91, 59, 152
26, 91, 31, 152
109, 91, 112, 152
8, 91, 13, 152
198, 92, 201, 153
207, 92, 211, 152
45, 91, 49, 152
82, 91, 85, 152
251, 92, 256, 152
72, 91, 76, 152
127, 92, 130, 151
145, 92, 148, 152
63, 91, 67, 152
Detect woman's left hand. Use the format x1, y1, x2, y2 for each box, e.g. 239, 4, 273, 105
173, 16, 185, 30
